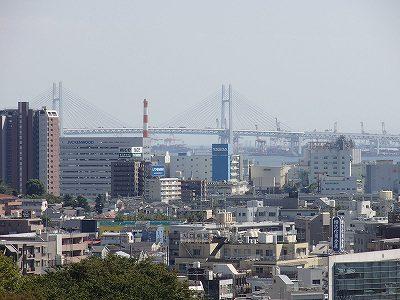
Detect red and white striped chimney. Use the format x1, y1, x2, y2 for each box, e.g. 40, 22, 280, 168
143, 99, 149, 138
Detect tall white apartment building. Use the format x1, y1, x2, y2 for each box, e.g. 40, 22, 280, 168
35, 109, 60, 196
144, 177, 181, 203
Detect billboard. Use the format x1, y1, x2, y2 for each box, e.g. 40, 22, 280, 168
151, 166, 165, 177
212, 144, 230, 156
119, 152, 133, 158
332, 216, 345, 252
118, 147, 142, 158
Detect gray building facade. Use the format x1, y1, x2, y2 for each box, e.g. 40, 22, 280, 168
60, 136, 142, 198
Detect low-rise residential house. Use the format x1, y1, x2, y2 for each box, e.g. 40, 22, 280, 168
20, 198, 48, 217
91, 245, 110, 259
295, 212, 331, 248
0, 194, 22, 217
0, 218, 43, 235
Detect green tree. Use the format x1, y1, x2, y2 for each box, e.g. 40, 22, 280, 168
0, 180, 18, 196
0, 180, 9, 194
63, 194, 76, 207
76, 195, 90, 211
17, 256, 193, 300
44, 193, 63, 204
26, 179, 45, 197
95, 194, 105, 214
0, 254, 22, 295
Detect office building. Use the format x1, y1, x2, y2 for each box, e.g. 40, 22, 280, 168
170, 154, 212, 180
365, 160, 400, 194
212, 144, 231, 182
329, 249, 400, 299
180, 179, 207, 202
60, 136, 142, 198
305, 137, 360, 185
111, 160, 143, 198
320, 175, 358, 194
250, 165, 291, 191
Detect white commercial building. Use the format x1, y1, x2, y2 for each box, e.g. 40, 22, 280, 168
250, 165, 291, 190
145, 177, 181, 203
328, 249, 400, 299
60, 136, 142, 198
320, 176, 358, 194
169, 153, 243, 182
170, 155, 212, 180
305, 137, 361, 185
228, 200, 280, 223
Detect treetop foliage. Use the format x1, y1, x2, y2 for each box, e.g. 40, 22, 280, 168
0, 254, 193, 300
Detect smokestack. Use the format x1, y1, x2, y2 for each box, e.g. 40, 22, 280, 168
143, 99, 149, 138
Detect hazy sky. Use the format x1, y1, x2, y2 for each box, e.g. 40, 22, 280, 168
1, 0, 400, 134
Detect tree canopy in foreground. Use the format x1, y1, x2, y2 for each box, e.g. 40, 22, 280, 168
0, 254, 193, 300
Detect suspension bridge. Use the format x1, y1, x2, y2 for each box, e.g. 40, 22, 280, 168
29, 82, 400, 155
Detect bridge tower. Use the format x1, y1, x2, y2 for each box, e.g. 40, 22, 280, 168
52, 82, 63, 136
220, 84, 233, 145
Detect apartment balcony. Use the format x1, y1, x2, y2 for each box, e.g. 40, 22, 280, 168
62, 242, 88, 252
63, 255, 87, 264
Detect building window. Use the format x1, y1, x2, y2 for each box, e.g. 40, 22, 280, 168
312, 279, 321, 285
193, 249, 201, 256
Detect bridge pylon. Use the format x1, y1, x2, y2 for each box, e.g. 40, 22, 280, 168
219, 84, 233, 145
52, 82, 63, 136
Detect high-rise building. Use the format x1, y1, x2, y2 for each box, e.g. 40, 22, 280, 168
0, 103, 61, 196
34, 108, 60, 196
0, 102, 35, 194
